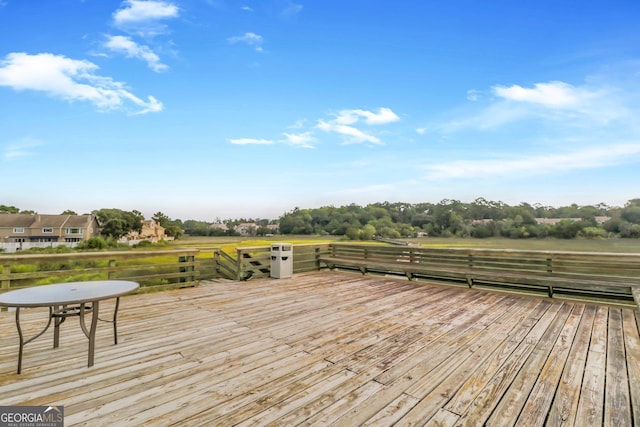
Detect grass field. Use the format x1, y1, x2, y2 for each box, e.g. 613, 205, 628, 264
171, 235, 640, 253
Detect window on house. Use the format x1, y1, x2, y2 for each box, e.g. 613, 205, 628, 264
13, 227, 25, 233
43, 228, 53, 233
65, 228, 83, 235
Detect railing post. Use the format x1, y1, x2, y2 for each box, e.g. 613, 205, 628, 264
1, 264, 9, 311
179, 255, 196, 283
315, 246, 321, 270
1, 264, 10, 291
213, 250, 220, 279
107, 259, 117, 279
236, 249, 243, 281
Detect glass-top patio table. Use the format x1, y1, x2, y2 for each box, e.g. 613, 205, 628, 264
0, 280, 139, 374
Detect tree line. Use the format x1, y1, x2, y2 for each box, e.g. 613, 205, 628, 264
278, 198, 640, 240
3, 198, 640, 240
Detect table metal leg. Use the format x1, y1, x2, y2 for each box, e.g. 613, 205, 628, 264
79, 301, 100, 368
16, 308, 23, 375
15, 306, 54, 374
97, 296, 121, 344
53, 305, 61, 348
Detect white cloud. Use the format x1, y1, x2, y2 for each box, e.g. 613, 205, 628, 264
228, 32, 264, 52
281, 132, 316, 148
422, 143, 640, 180
317, 120, 381, 144
104, 35, 168, 72
429, 79, 627, 135
228, 138, 273, 145
113, 0, 179, 24
241, 6, 254, 12
0, 52, 163, 114
334, 107, 400, 125
492, 81, 594, 109
316, 107, 399, 144
3, 137, 43, 161
113, 0, 179, 36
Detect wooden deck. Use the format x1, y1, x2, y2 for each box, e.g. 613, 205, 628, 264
0, 271, 638, 426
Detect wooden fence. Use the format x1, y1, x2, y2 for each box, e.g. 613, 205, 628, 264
2, 243, 639, 309
211, 243, 331, 281
319, 244, 640, 308
0, 249, 199, 294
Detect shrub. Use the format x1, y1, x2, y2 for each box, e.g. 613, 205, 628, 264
580, 227, 607, 239
77, 237, 108, 250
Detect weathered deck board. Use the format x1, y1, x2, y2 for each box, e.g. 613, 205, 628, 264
0, 271, 638, 426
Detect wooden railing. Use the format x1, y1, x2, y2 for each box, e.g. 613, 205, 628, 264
4, 243, 638, 310
319, 244, 640, 308
0, 249, 199, 294
211, 244, 331, 281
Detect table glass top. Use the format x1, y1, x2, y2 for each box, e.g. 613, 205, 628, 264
0, 281, 140, 307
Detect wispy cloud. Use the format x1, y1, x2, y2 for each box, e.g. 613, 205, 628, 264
281, 2, 302, 18
228, 138, 273, 145
230, 107, 400, 148
288, 119, 306, 129
3, 137, 43, 161
422, 143, 640, 180
281, 132, 316, 148
428, 79, 627, 135
316, 107, 399, 144
228, 32, 264, 52
0, 52, 163, 114
317, 120, 381, 144
113, 0, 179, 36
241, 5, 254, 12
104, 35, 168, 72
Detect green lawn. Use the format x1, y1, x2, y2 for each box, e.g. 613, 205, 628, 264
172, 235, 640, 253
410, 237, 640, 252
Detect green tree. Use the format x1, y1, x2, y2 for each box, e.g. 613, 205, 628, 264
345, 227, 360, 240
552, 219, 584, 239
165, 225, 183, 238
621, 206, 640, 224
361, 224, 377, 240
93, 208, 144, 239
580, 227, 607, 239
0, 205, 20, 214
152, 211, 171, 227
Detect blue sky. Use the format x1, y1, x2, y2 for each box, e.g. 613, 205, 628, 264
1, 1, 639, 220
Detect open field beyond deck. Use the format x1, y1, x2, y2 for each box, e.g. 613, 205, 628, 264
0, 271, 639, 426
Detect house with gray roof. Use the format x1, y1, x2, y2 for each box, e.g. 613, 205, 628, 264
0, 214, 100, 252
